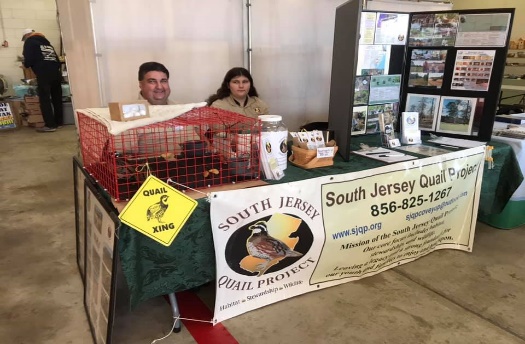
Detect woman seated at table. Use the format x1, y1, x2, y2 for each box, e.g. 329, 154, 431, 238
206, 67, 269, 118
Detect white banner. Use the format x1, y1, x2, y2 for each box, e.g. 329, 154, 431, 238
210, 146, 485, 323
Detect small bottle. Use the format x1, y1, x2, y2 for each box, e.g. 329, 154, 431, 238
258, 115, 288, 171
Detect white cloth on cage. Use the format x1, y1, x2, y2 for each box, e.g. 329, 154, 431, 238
76, 102, 207, 135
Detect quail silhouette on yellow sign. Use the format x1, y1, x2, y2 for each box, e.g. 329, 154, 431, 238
119, 176, 198, 246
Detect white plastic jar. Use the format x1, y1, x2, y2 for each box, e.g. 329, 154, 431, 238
258, 115, 288, 171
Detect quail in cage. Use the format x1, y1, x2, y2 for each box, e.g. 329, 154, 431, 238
246, 221, 302, 276
147, 195, 169, 223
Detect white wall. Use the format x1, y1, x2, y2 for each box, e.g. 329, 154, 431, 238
0, 0, 60, 96
52, 0, 524, 131
59, 0, 349, 131
366, 0, 452, 11
89, 0, 245, 106
55, 0, 100, 110
250, 0, 347, 130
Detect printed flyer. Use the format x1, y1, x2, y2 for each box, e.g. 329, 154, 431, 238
451, 50, 495, 91
456, 13, 511, 47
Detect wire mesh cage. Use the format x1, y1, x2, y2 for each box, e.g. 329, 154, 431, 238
77, 106, 261, 201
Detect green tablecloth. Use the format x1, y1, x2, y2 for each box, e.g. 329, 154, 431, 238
118, 138, 523, 307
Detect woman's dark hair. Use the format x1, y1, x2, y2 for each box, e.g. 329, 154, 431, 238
138, 62, 169, 81
206, 67, 259, 105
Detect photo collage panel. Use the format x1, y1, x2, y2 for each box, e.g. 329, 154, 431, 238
408, 50, 447, 88
409, 13, 459, 47
409, 12, 510, 48
353, 11, 408, 136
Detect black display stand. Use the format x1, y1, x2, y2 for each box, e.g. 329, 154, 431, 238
327, 0, 362, 161
328, 5, 515, 161
329, 5, 409, 161
73, 156, 98, 284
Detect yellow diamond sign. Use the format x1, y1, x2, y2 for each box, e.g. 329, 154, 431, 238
119, 175, 198, 246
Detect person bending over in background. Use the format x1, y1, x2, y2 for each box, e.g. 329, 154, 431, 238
138, 62, 175, 105
22, 28, 63, 133
206, 67, 269, 118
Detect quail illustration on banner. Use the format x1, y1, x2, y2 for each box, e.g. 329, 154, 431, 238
246, 221, 303, 276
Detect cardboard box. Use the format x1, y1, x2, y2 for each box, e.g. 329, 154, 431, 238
21, 66, 37, 80
25, 108, 42, 116
29, 121, 45, 128
24, 102, 41, 112
24, 95, 40, 103
27, 114, 44, 124
108, 101, 150, 121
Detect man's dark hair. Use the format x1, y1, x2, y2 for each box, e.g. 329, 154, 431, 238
138, 62, 169, 81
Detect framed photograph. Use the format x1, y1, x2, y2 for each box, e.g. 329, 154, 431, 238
405, 93, 440, 131
436, 96, 477, 135
73, 156, 98, 284
84, 180, 120, 344
351, 106, 368, 136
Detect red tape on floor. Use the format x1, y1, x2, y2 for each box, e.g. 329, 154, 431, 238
168, 291, 238, 344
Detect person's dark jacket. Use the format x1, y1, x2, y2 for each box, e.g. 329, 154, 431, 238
22, 33, 61, 77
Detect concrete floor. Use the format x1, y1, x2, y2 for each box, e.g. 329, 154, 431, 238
1, 126, 524, 344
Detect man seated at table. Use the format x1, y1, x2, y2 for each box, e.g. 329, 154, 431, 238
138, 62, 176, 105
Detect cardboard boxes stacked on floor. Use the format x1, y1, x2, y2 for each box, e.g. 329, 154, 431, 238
17, 65, 44, 127
21, 95, 45, 128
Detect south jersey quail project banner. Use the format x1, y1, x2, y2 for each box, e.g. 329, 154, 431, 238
210, 146, 485, 323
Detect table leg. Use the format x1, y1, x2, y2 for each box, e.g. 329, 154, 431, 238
168, 293, 182, 333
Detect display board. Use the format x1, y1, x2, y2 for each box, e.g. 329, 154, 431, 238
329, 6, 514, 160
329, 6, 409, 160
84, 180, 119, 344
402, 9, 515, 141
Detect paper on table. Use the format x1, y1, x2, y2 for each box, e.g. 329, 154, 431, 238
428, 137, 486, 148
352, 148, 417, 163
395, 144, 454, 156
